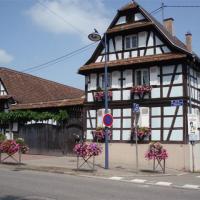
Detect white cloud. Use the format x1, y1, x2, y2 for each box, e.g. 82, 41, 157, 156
0, 49, 14, 64
27, 0, 110, 42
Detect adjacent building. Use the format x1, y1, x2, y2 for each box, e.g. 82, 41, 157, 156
0, 67, 84, 154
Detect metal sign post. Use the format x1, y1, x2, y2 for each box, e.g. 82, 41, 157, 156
133, 103, 140, 173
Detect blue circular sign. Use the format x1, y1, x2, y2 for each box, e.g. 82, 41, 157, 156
103, 114, 113, 127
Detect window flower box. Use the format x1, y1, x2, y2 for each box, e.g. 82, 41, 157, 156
92, 127, 112, 142
131, 85, 152, 99
94, 91, 112, 102
132, 127, 151, 142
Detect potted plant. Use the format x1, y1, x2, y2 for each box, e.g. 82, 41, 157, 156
16, 138, 29, 154
74, 143, 102, 157
145, 142, 168, 160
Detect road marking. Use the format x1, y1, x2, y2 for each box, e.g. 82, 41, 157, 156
182, 184, 199, 189
130, 179, 147, 183
196, 176, 200, 178
155, 181, 172, 186
109, 176, 123, 180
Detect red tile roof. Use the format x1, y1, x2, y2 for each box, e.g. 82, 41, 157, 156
0, 67, 84, 108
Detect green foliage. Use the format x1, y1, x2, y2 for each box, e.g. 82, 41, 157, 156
0, 110, 69, 124
0, 133, 6, 142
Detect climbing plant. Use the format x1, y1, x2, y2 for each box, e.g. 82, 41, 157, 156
0, 110, 69, 125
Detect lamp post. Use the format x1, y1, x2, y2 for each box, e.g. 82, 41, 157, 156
88, 30, 109, 169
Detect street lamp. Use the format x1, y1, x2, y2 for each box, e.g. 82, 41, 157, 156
88, 29, 109, 169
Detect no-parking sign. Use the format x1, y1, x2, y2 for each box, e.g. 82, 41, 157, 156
103, 113, 113, 127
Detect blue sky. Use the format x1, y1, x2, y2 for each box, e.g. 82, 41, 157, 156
0, 0, 200, 90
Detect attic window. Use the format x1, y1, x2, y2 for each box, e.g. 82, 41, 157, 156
116, 16, 126, 25
135, 13, 145, 21
125, 35, 138, 49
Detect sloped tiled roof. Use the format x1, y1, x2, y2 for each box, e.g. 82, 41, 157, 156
0, 67, 84, 107
10, 97, 84, 110
79, 53, 186, 72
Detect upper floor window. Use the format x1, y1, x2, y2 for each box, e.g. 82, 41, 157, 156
99, 73, 111, 89
125, 35, 138, 50
135, 69, 149, 85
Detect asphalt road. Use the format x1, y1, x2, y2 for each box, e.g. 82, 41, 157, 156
0, 168, 200, 200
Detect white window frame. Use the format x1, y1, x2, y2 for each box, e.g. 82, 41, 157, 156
125, 34, 138, 50
135, 69, 149, 85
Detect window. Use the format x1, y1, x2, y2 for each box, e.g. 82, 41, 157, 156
99, 73, 111, 89
135, 69, 149, 85
125, 35, 138, 49
0, 81, 7, 95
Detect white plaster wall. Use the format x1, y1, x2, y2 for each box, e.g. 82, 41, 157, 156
189, 142, 200, 171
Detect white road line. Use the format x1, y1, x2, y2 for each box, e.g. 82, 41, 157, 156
196, 176, 200, 178
109, 176, 123, 180
155, 181, 172, 186
130, 179, 147, 183
182, 184, 199, 189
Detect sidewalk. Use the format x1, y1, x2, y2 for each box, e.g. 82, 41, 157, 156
0, 153, 184, 177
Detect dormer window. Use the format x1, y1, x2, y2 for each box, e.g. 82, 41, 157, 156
125, 35, 138, 50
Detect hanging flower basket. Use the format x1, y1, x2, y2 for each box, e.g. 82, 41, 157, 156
73, 143, 102, 158
92, 127, 112, 142
94, 91, 112, 101
145, 142, 168, 160
132, 127, 151, 142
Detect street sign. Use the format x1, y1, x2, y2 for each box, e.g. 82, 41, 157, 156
171, 99, 183, 106
133, 103, 140, 113
103, 113, 113, 127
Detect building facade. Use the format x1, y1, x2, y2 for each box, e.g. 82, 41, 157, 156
79, 2, 200, 170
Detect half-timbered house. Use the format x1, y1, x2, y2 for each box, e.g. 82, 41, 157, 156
0, 67, 84, 155
78, 1, 200, 171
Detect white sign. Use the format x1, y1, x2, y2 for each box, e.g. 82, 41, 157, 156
188, 114, 199, 141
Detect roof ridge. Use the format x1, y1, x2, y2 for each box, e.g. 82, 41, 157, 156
0, 67, 83, 92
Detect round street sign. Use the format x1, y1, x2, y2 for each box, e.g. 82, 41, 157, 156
103, 113, 113, 127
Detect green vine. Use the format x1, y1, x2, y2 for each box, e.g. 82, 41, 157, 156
0, 110, 69, 124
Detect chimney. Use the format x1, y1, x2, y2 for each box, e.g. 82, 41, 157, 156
163, 18, 174, 35
185, 32, 192, 52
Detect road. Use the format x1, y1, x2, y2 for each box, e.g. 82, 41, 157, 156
0, 168, 200, 200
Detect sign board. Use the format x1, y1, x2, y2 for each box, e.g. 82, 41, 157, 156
188, 114, 200, 141
103, 113, 113, 127
188, 114, 198, 134
133, 103, 140, 113
171, 99, 183, 106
